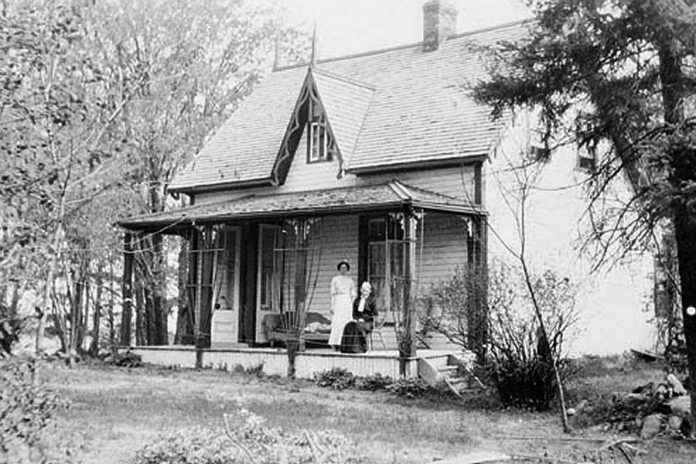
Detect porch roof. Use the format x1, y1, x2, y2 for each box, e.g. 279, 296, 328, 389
118, 180, 484, 231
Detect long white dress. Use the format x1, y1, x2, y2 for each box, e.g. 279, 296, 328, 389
328, 275, 357, 346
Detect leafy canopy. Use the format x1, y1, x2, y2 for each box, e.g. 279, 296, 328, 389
474, 0, 696, 260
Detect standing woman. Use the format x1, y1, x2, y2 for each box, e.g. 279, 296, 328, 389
329, 260, 356, 350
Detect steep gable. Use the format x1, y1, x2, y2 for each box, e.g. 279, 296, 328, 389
169, 21, 529, 194
270, 68, 374, 186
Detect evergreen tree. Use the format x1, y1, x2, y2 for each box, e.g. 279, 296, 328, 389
473, 0, 696, 433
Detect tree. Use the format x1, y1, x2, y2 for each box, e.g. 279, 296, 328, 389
1, 1, 137, 357
98, 0, 308, 346
473, 0, 696, 434
1, 0, 308, 355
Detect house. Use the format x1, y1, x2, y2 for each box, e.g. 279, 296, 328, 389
118, 0, 657, 376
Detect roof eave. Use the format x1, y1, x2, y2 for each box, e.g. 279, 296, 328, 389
347, 155, 487, 176
167, 177, 273, 195
118, 200, 487, 233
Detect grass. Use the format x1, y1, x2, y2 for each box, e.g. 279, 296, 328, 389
39, 356, 696, 464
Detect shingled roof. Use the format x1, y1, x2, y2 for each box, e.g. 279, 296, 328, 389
169, 20, 529, 194
119, 180, 481, 231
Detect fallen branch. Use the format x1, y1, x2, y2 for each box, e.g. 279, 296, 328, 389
223, 413, 258, 464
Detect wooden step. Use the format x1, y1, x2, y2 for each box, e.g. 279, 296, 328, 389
438, 365, 459, 374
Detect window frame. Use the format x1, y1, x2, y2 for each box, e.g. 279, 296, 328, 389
308, 119, 329, 163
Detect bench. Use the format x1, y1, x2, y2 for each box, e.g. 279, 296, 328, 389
262, 312, 332, 349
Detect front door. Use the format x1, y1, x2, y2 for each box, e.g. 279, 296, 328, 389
210, 226, 241, 346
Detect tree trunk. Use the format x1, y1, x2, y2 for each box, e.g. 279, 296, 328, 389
135, 283, 146, 346
90, 266, 103, 357
673, 207, 696, 437
120, 233, 134, 346
108, 260, 116, 349
175, 235, 193, 344
152, 233, 168, 345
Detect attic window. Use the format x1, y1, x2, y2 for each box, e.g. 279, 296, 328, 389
577, 153, 597, 172
309, 119, 329, 163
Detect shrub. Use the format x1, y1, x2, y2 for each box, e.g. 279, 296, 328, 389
418, 265, 486, 350
0, 357, 71, 464
244, 362, 265, 377
134, 408, 367, 464
354, 373, 393, 391
104, 350, 142, 367
486, 264, 578, 411
314, 368, 355, 390
385, 377, 430, 398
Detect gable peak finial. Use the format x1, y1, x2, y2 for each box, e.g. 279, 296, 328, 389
310, 20, 317, 68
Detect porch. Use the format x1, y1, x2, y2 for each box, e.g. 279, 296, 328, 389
128, 344, 463, 380
117, 180, 488, 375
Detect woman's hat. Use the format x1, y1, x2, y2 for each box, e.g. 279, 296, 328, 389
336, 260, 350, 271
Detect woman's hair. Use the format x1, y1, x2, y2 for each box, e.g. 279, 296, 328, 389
360, 281, 372, 293
336, 260, 350, 271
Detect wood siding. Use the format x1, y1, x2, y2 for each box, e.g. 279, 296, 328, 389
194, 125, 479, 206
308, 215, 359, 316
416, 212, 469, 294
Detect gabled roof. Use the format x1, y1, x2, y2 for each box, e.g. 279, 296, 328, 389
119, 181, 483, 231
169, 21, 529, 194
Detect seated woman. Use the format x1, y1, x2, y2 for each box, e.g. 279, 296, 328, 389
340, 282, 377, 353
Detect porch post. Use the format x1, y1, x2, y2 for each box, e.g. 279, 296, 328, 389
120, 232, 134, 346
399, 206, 417, 374
467, 215, 488, 363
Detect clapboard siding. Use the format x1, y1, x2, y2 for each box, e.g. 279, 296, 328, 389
359, 166, 477, 202
195, 159, 478, 207
308, 215, 359, 317
280, 129, 353, 192
416, 212, 468, 292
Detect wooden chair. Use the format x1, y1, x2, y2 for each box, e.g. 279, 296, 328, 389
368, 316, 387, 351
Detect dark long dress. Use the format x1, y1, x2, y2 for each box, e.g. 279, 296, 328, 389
339, 296, 378, 353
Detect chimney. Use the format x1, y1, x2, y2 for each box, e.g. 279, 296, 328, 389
422, 0, 458, 51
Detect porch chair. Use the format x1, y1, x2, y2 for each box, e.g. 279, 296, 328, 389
368, 316, 387, 351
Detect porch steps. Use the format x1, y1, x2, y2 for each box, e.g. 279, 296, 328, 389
418, 352, 487, 394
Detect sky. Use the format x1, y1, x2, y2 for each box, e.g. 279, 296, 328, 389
277, 0, 532, 59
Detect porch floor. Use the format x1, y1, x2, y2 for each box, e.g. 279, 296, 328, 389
129, 345, 459, 379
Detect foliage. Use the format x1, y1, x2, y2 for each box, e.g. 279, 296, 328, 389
354, 373, 393, 391
384, 377, 431, 399
314, 368, 355, 390
0, 358, 72, 464
486, 262, 578, 410
244, 362, 265, 377
419, 265, 486, 350
472, 0, 696, 427
104, 350, 142, 368
134, 407, 367, 464
0, 0, 308, 352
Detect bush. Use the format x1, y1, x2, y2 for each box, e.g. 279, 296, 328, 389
134, 408, 367, 464
486, 264, 577, 411
104, 350, 142, 367
314, 368, 355, 390
385, 377, 431, 398
354, 373, 393, 391
0, 357, 71, 464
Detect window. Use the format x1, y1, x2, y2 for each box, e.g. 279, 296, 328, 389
309, 120, 328, 162
577, 152, 597, 173
366, 215, 407, 322
258, 225, 281, 311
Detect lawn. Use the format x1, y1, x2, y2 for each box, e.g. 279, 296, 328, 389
40, 358, 695, 464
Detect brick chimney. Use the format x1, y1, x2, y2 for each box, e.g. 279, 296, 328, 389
422, 0, 458, 51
